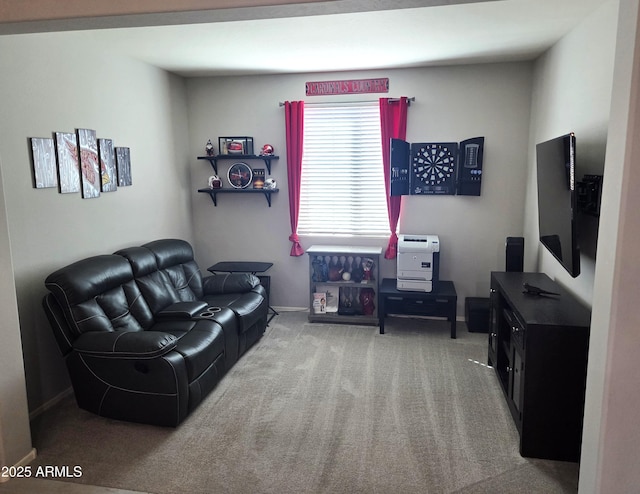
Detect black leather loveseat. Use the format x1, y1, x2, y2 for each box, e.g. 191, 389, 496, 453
42, 239, 268, 427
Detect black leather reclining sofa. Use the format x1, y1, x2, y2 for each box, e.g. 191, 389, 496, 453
42, 239, 268, 427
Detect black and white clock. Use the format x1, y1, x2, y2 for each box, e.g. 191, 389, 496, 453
227, 162, 253, 189
410, 142, 458, 195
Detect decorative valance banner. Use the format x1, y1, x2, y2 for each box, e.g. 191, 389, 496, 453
305, 78, 389, 96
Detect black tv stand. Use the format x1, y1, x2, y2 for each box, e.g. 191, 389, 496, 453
488, 272, 591, 462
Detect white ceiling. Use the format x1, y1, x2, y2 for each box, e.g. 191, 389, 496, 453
14, 0, 610, 77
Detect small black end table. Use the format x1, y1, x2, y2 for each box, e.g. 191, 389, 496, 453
207, 261, 278, 323
379, 278, 457, 338
207, 261, 273, 275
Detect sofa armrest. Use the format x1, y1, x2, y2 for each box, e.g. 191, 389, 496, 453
203, 273, 260, 295
156, 301, 209, 320
73, 330, 177, 358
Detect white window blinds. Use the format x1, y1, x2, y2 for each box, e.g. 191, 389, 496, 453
298, 102, 389, 236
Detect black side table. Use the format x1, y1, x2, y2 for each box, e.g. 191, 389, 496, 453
207, 261, 278, 323
207, 261, 273, 275
378, 278, 457, 338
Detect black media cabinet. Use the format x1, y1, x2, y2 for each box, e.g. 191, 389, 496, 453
488, 271, 591, 462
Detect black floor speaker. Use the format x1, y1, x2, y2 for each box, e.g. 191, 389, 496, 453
506, 237, 524, 272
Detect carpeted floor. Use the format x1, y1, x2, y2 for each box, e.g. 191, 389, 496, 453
28, 312, 579, 493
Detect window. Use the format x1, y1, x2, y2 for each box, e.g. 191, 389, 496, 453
298, 102, 389, 236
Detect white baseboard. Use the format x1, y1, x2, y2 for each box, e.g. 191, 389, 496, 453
271, 307, 466, 321
271, 306, 308, 312
29, 387, 73, 421
0, 448, 37, 483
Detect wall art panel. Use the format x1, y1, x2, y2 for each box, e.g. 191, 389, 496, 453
115, 147, 132, 186
76, 128, 100, 199
54, 132, 79, 193
30, 137, 58, 189
98, 138, 117, 192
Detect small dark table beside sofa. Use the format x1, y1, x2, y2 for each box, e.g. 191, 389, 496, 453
42, 239, 268, 427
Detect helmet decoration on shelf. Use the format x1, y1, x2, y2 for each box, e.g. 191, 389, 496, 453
227, 141, 244, 154
208, 175, 222, 189
264, 178, 277, 190
260, 144, 275, 156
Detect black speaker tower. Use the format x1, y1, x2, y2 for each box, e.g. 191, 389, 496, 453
506, 237, 524, 272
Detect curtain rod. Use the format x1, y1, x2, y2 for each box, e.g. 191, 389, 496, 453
279, 97, 415, 107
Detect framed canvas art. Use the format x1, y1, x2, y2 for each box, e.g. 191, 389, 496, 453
30, 137, 58, 189
76, 128, 100, 199
54, 132, 80, 193
116, 147, 132, 186
98, 138, 117, 192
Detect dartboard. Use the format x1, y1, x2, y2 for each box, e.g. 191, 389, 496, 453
411, 142, 458, 195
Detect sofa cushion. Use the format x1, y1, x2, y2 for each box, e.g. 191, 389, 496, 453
203, 273, 261, 294
46, 255, 132, 304
143, 239, 204, 301
115, 246, 181, 314
144, 238, 194, 268
115, 246, 157, 277
152, 319, 225, 382
162, 263, 202, 302
45, 255, 155, 335
204, 290, 267, 333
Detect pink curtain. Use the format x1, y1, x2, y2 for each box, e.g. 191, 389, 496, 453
380, 97, 408, 259
284, 101, 305, 256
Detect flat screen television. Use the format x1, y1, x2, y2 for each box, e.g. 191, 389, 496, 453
536, 132, 580, 278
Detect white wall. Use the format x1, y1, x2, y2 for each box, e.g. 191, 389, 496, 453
0, 30, 193, 422
580, 0, 640, 491
517, 0, 640, 491
0, 162, 34, 471
523, 2, 617, 305
187, 63, 533, 313
0, 2, 635, 490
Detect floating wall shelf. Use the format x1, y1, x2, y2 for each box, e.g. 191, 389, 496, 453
198, 188, 279, 207
198, 155, 279, 175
